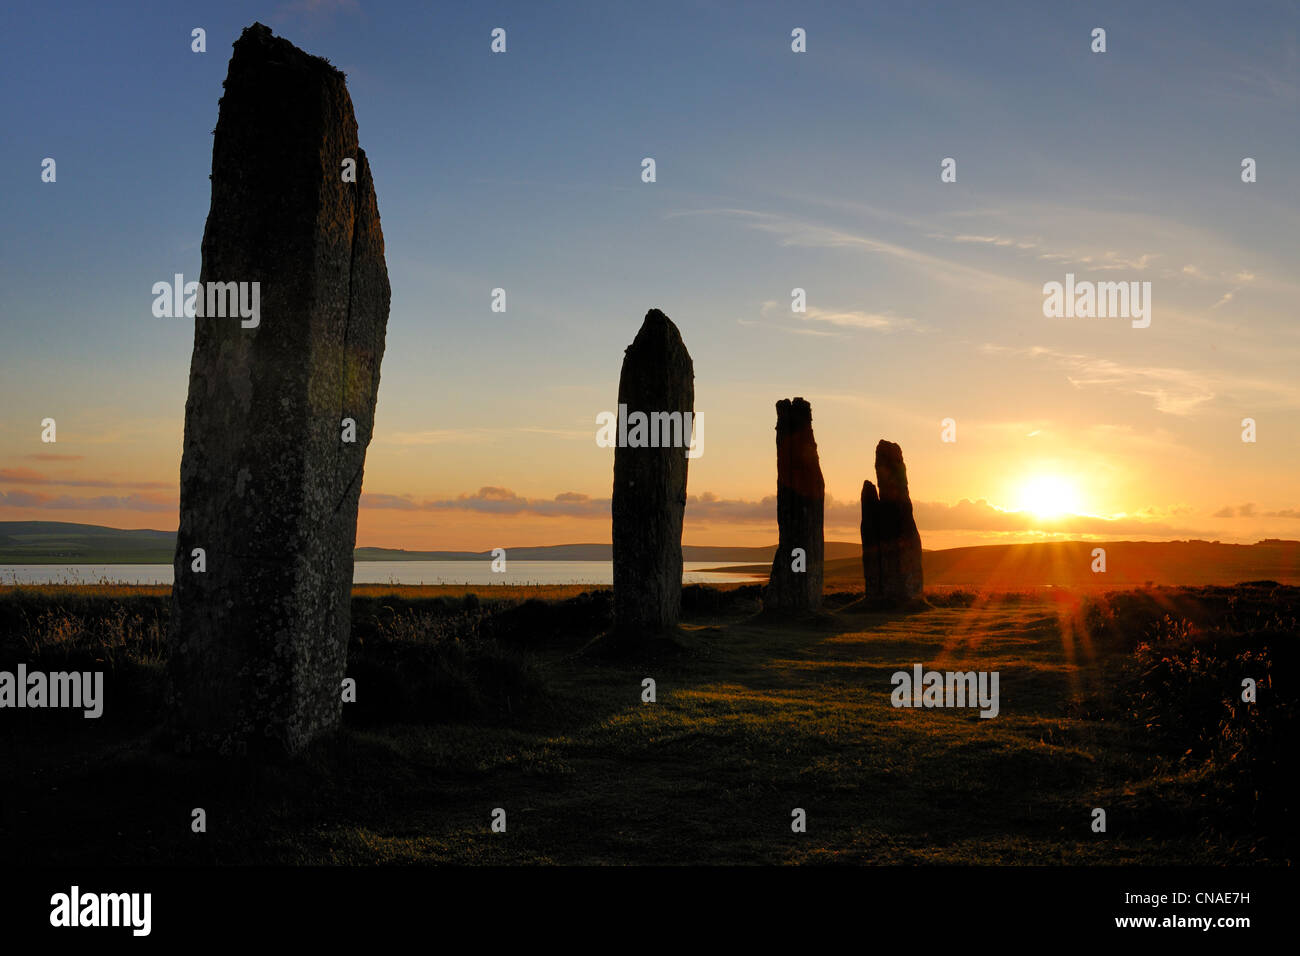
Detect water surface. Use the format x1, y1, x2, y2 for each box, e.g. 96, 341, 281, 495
0, 560, 762, 587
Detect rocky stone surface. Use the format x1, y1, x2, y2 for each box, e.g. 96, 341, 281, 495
861, 440, 923, 603
167, 23, 390, 755
611, 309, 695, 638
765, 398, 825, 610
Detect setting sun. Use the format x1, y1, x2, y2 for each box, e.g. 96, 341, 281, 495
1017, 474, 1082, 519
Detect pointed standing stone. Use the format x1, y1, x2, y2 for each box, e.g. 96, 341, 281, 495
765, 398, 825, 610
861, 440, 923, 603
612, 309, 695, 639
167, 23, 391, 755
860, 479, 882, 600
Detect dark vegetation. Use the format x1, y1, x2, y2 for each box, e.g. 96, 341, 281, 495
1080, 585, 1296, 842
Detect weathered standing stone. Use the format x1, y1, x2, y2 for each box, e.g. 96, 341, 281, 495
612, 309, 695, 638
860, 479, 882, 599
167, 23, 390, 755
765, 398, 825, 610
861, 440, 923, 603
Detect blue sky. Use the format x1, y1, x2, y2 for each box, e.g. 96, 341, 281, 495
2, 0, 1297, 549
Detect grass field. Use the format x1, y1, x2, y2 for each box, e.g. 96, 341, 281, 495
0, 582, 1292, 865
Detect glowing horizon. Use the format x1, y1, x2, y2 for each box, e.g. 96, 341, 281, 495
3, 3, 1297, 555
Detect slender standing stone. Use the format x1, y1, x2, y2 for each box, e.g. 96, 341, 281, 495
612, 309, 695, 638
861, 440, 923, 602
765, 398, 825, 609
860, 479, 882, 600
167, 23, 390, 755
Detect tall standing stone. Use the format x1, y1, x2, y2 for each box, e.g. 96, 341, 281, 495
765, 398, 825, 610
167, 23, 390, 755
612, 309, 695, 639
861, 440, 923, 603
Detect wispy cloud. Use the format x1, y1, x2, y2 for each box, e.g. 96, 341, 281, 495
1215, 503, 1300, 520
981, 345, 1220, 416
0, 468, 171, 490
926, 233, 1041, 250
1036, 251, 1156, 271
800, 305, 922, 332
0, 490, 174, 512
379, 425, 590, 446
1211, 288, 1239, 309
359, 486, 1205, 538
669, 208, 1031, 295
757, 300, 924, 334
362, 487, 608, 517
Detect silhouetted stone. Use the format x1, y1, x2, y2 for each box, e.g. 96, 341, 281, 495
167, 23, 390, 755
612, 309, 695, 638
860, 479, 882, 599
765, 398, 825, 609
861, 440, 923, 603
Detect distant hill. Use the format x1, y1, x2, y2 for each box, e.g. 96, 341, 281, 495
915, 539, 1300, 588
0, 522, 857, 565
5, 523, 1297, 588
0, 521, 176, 563
715, 539, 1300, 589
356, 541, 865, 562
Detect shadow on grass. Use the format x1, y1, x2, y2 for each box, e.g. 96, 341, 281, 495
1, 583, 1293, 864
